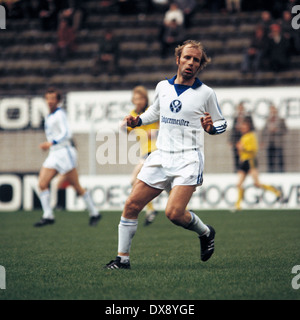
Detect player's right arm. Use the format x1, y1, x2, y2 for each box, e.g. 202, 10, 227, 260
121, 84, 161, 129
139, 84, 160, 126
121, 114, 141, 128
39, 141, 53, 150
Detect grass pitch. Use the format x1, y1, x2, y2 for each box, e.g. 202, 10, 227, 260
0, 209, 300, 300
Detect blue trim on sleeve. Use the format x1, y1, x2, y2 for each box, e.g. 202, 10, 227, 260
209, 122, 227, 135
208, 126, 217, 135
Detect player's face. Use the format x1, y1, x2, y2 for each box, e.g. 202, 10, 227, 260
45, 93, 59, 112
240, 122, 250, 134
177, 45, 202, 80
132, 93, 147, 114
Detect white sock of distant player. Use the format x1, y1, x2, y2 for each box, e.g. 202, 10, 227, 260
39, 189, 54, 220
82, 190, 99, 217
118, 217, 138, 262
186, 211, 210, 237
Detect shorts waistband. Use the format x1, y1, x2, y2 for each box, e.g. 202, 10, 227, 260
50, 140, 72, 151
160, 148, 198, 154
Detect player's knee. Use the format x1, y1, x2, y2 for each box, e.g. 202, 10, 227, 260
124, 198, 142, 217
165, 207, 183, 226
38, 180, 49, 191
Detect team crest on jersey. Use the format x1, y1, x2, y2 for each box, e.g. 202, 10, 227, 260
170, 100, 182, 113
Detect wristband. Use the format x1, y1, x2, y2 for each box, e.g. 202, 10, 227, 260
137, 118, 142, 127
208, 126, 217, 135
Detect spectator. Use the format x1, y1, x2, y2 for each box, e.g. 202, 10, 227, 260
53, 18, 76, 62
226, 0, 241, 13
281, 10, 300, 55
92, 30, 119, 76
174, 0, 197, 28
260, 11, 273, 35
59, 0, 85, 31
38, 0, 61, 31
241, 25, 267, 73
265, 23, 291, 72
261, 105, 287, 173
2, 0, 23, 19
228, 102, 251, 172
160, 18, 185, 58
281, 10, 293, 41
163, 2, 184, 27
159, 2, 185, 58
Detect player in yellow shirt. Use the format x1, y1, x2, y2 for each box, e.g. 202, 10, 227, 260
128, 86, 159, 225
235, 116, 281, 210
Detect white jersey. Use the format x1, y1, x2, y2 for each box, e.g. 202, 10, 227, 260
44, 107, 72, 150
139, 76, 227, 153
43, 107, 77, 174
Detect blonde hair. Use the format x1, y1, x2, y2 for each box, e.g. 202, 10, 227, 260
175, 40, 211, 71
132, 85, 149, 106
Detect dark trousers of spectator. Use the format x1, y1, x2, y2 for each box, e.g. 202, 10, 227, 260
92, 56, 117, 75
241, 51, 263, 73
53, 45, 72, 62
267, 144, 284, 173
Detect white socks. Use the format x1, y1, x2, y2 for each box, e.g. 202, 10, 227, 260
39, 189, 99, 219
116, 212, 208, 263
118, 217, 138, 258
82, 190, 99, 217
186, 211, 210, 237
39, 189, 54, 220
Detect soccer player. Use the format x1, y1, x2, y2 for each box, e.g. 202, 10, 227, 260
127, 86, 159, 226
105, 40, 227, 269
34, 88, 101, 227
235, 116, 282, 211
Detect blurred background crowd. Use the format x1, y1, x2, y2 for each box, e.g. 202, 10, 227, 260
0, 0, 300, 94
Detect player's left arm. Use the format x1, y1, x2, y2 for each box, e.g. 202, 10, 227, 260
203, 91, 227, 135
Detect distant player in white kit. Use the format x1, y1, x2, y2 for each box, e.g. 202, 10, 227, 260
105, 40, 227, 269
34, 88, 101, 227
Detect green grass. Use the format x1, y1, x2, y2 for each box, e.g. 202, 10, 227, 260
0, 210, 300, 300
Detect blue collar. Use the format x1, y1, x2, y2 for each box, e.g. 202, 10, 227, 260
48, 107, 61, 116
167, 75, 202, 96
167, 75, 203, 89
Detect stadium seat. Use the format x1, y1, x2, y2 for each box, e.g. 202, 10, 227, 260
0, 2, 299, 94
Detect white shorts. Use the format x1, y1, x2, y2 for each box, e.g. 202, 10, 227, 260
137, 149, 204, 192
42, 146, 77, 175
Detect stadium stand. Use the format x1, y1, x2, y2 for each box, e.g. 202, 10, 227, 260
0, 0, 300, 95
